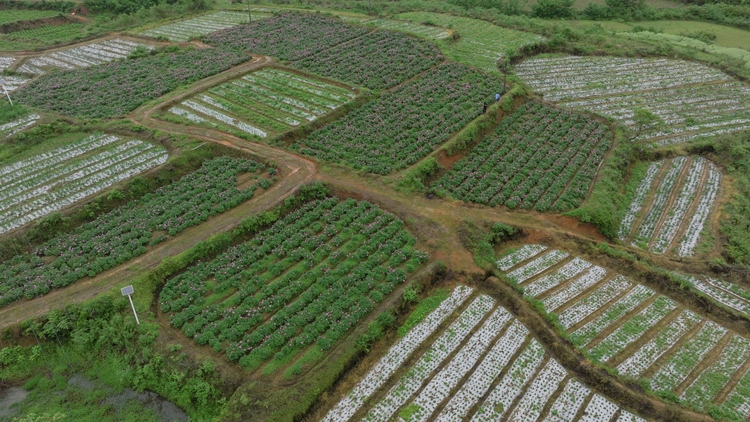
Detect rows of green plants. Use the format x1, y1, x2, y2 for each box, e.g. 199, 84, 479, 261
0, 9, 60, 25
204, 12, 368, 61
293, 30, 443, 90
0, 156, 271, 308
15, 47, 249, 119
292, 63, 496, 174
159, 197, 428, 369
433, 102, 611, 212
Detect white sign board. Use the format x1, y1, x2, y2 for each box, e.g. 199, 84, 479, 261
121, 285, 134, 296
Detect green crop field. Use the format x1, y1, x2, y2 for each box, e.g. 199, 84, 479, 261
0, 9, 61, 25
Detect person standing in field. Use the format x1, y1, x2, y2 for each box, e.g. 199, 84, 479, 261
495, 92, 500, 102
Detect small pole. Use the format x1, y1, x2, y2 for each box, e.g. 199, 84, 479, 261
0, 79, 12, 105
121, 285, 140, 325
247, 0, 252, 22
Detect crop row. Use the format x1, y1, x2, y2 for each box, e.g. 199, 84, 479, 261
166, 68, 354, 138
0, 156, 270, 308
324, 285, 646, 422
16, 47, 249, 118
159, 198, 428, 369
205, 12, 368, 61
434, 102, 611, 212
362, 18, 449, 40
24, 38, 150, 75
0, 9, 61, 25
0, 114, 39, 139
293, 30, 443, 90
0, 134, 168, 235
140, 11, 265, 42
515, 55, 750, 145
619, 156, 721, 257
293, 63, 495, 174
397, 12, 544, 74
498, 244, 750, 417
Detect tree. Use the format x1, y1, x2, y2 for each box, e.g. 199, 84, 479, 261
629, 108, 663, 141
532, 0, 575, 18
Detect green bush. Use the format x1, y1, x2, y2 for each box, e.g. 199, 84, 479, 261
532, 0, 575, 18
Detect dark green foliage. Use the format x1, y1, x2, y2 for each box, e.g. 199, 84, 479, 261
532, 0, 575, 18
396, 157, 444, 192
355, 311, 396, 352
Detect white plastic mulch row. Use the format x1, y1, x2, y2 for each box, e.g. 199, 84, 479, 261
505, 249, 569, 284
180, 100, 267, 137
678, 162, 721, 257
434, 320, 529, 422
496, 244, 547, 271
680, 335, 750, 408
0, 114, 40, 139
541, 266, 608, 312
364, 294, 496, 422
578, 394, 620, 422
541, 379, 591, 422
633, 156, 687, 246
321, 285, 473, 422
404, 306, 512, 422
619, 160, 662, 241
558, 275, 633, 330
506, 359, 568, 422
27, 39, 151, 72
522, 257, 591, 297
686, 274, 750, 317
651, 157, 704, 253
0, 75, 29, 92
140, 11, 263, 42
617, 310, 702, 377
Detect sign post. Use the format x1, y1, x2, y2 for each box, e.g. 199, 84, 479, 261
121, 285, 140, 325
0, 78, 12, 106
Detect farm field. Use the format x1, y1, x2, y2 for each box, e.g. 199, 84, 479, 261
0, 156, 272, 308
362, 18, 450, 40
320, 285, 647, 422
397, 12, 545, 74
674, 273, 750, 319
515, 55, 750, 146
0, 114, 39, 139
0, 133, 168, 235
618, 156, 721, 256
165, 67, 356, 138
0, 9, 61, 25
0, 23, 86, 50
18, 38, 152, 75
498, 245, 750, 418
0, 75, 29, 92
292, 63, 495, 174
160, 197, 427, 371
15, 47, 249, 118
433, 102, 612, 212
205, 12, 368, 61
139, 10, 268, 42
292, 30, 443, 90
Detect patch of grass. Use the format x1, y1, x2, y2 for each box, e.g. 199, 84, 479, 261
397, 289, 450, 337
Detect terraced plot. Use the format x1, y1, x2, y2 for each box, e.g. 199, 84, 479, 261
434, 102, 611, 212
160, 198, 428, 370
0, 114, 39, 139
515, 55, 750, 146
140, 11, 268, 42
321, 285, 646, 422
166, 68, 356, 138
0, 9, 61, 25
397, 12, 544, 74
362, 18, 449, 40
498, 245, 750, 418
618, 156, 721, 257
0, 74, 29, 92
675, 273, 750, 318
0, 133, 167, 235
0, 56, 16, 72
20, 38, 152, 75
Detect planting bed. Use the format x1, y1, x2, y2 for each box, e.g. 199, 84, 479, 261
140, 11, 268, 42
15, 47, 249, 118
19, 38, 152, 75
397, 12, 544, 74
618, 156, 721, 257
292, 63, 495, 174
0, 133, 168, 235
515, 55, 750, 145
498, 244, 750, 417
166, 68, 356, 138
204, 12, 368, 61
362, 18, 449, 40
0, 156, 272, 308
0, 114, 39, 139
433, 102, 612, 211
159, 197, 428, 370
321, 285, 646, 422
675, 273, 750, 318
293, 30, 443, 90
0, 9, 61, 25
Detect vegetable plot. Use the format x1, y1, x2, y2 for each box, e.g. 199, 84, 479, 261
0, 114, 39, 139
497, 244, 750, 417
0, 133, 168, 235
204, 12, 368, 61
293, 63, 496, 174
0, 9, 61, 25
434, 102, 612, 212
515, 56, 750, 146
397, 12, 545, 74
0, 156, 271, 308
362, 18, 449, 40
618, 156, 721, 257
166, 68, 356, 138
293, 30, 443, 90
21, 38, 152, 75
140, 11, 268, 42
159, 198, 428, 369
15, 47, 249, 118
322, 285, 646, 422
